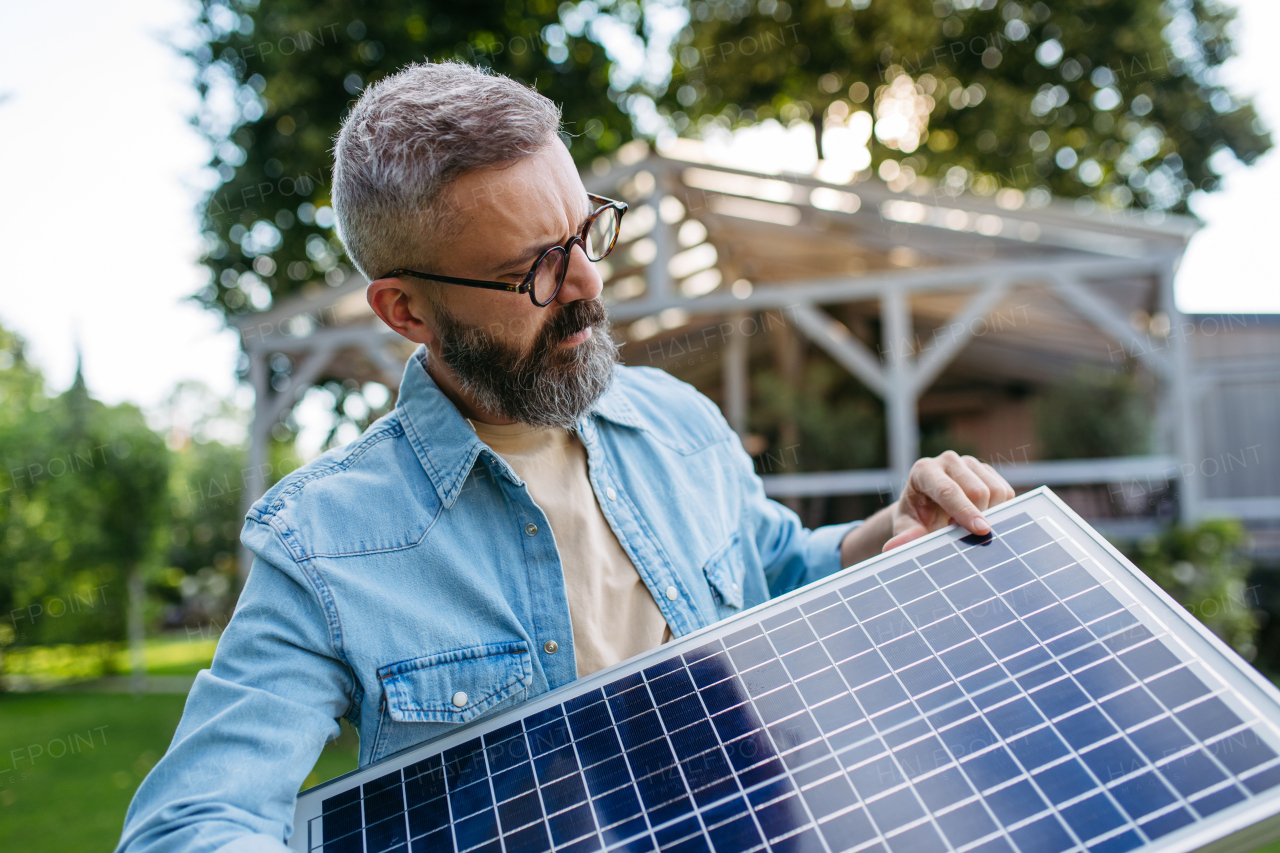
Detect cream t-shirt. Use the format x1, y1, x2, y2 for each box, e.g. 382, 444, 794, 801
469, 419, 672, 677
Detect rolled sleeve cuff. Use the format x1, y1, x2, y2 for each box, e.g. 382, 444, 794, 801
805, 519, 863, 584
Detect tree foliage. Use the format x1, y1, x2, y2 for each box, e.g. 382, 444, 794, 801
185, 0, 636, 321
662, 0, 1270, 213
0, 328, 170, 650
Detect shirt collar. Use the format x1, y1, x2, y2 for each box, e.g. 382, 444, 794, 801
395, 346, 647, 507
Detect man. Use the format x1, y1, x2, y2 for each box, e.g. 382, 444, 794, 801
118, 61, 1013, 852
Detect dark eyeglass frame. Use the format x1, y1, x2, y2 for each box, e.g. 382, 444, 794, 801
380, 193, 629, 307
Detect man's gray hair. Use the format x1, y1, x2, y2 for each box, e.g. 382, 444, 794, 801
331, 61, 562, 282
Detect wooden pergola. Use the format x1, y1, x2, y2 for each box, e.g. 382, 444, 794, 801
232, 139, 1211, 581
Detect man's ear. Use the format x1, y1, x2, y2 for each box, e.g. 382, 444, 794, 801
367, 278, 435, 345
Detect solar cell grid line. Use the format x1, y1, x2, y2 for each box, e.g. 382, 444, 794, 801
292, 488, 1280, 853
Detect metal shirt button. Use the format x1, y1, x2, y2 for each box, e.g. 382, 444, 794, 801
606, 487, 617, 501
452, 691, 468, 708
525, 522, 538, 536
665, 585, 678, 601
543, 640, 559, 654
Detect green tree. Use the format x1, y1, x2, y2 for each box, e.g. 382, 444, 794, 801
660, 0, 1269, 212
1036, 365, 1152, 459
185, 0, 636, 321
0, 329, 170, 653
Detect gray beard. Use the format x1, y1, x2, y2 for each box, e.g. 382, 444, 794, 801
430, 297, 619, 430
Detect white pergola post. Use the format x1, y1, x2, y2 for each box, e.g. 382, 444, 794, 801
723, 311, 749, 438
881, 287, 919, 492
1159, 257, 1202, 522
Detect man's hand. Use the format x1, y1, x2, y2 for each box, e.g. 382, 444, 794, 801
884, 450, 1016, 552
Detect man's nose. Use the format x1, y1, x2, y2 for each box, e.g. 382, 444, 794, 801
554, 242, 604, 305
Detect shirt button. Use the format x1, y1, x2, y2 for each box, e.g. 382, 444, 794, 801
525, 522, 538, 536
543, 640, 559, 654
606, 487, 617, 501
665, 585, 678, 601
451, 691, 468, 708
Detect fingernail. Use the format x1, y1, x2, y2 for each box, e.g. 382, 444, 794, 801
973, 516, 990, 533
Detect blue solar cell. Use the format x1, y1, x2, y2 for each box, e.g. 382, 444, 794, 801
1001, 522, 1054, 554
940, 640, 996, 678
453, 808, 498, 850
881, 634, 932, 670
818, 807, 878, 850
1148, 668, 1211, 710
1032, 758, 1095, 804
1003, 580, 1058, 618
407, 798, 449, 838
578, 728, 624, 768
903, 593, 957, 631
848, 588, 897, 621
1245, 765, 1280, 795
1091, 611, 1140, 639
962, 598, 1017, 634
741, 661, 789, 699
499, 790, 543, 832
1175, 697, 1243, 741
756, 794, 809, 840
528, 717, 572, 757
770, 619, 819, 655
864, 610, 918, 646
913, 766, 973, 812
1009, 814, 1074, 853
1003, 646, 1053, 677
1057, 707, 1119, 750
985, 697, 1045, 740
784, 643, 834, 679
984, 778, 1048, 825
937, 800, 997, 847
1061, 792, 1127, 840
823, 625, 873, 664
1100, 688, 1163, 731
1006, 726, 1068, 771
897, 659, 951, 698
1063, 586, 1122, 624
983, 623, 1037, 659
802, 775, 857, 818
991, 513, 1033, 534
648, 668, 697, 707
945, 576, 997, 611
627, 738, 676, 779
1041, 565, 1097, 600
448, 779, 491, 819
1191, 785, 1246, 818
1081, 738, 1146, 785
660, 694, 708, 733
962, 537, 1017, 572
865, 788, 924, 832
886, 571, 935, 605
1076, 660, 1137, 701
548, 803, 596, 846
893, 735, 948, 780
923, 553, 974, 588
688, 654, 735, 691
1090, 829, 1144, 853
505, 822, 551, 852
806, 602, 856, 638
838, 654, 890, 691
1046, 628, 1094, 657
583, 756, 629, 798
701, 675, 750, 716
885, 821, 948, 853
1159, 749, 1225, 796
984, 562, 1037, 594
1028, 679, 1090, 719
542, 773, 589, 814
1105, 625, 1154, 653
1128, 718, 1194, 763
856, 678, 910, 716
754, 684, 806, 724
365, 815, 408, 852
1207, 728, 1276, 775
1120, 642, 1181, 681
1024, 604, 1081, 642
1019, 542, 1074, 576
618, 710, 664, 751
962, 747, 1022, 791
1016, 661, 1065, 691
847, 755, 904, 800
1139, 807, 1195, 839
1108, 771, 1178, 819
797, 668, 849, 706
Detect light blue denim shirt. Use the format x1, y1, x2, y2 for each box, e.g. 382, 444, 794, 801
117, 347, 860, 853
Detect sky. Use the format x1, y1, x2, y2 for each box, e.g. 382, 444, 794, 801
0, 0, 1275, 424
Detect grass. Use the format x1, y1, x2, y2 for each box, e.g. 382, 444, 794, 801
0, 691, 358, 852
3, 637, 221, 686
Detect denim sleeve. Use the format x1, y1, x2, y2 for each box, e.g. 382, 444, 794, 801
116, 540, 353, 853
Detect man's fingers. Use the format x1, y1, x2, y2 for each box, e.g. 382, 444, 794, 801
971, 459, 1016, 505
883, 526, 926, 552
919, 455, 989, 535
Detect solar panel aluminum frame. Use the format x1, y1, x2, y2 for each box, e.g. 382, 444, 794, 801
286, 486, 1280, 853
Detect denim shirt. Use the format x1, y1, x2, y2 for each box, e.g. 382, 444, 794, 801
117, 347, 860, 853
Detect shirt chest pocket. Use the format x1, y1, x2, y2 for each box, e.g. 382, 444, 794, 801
377, 640, 533, 725
702, 533, 747, 619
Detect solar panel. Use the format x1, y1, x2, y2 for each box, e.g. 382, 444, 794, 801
288, 487, 1280, 853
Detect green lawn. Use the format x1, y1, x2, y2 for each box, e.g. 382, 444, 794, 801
0, 691, 358, 852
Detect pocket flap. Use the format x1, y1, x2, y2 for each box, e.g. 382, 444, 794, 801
702, 534, 746, 611
377, 641, 531, 723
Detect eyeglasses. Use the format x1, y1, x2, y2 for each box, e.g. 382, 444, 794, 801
381, 193, 629, 307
